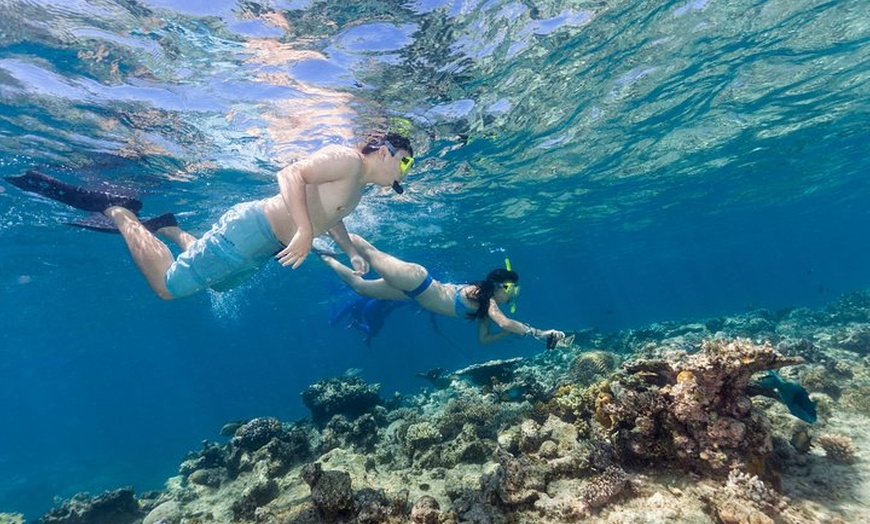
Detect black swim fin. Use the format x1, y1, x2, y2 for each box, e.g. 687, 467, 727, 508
67, 212, 177, 234
4, 170, 143, 214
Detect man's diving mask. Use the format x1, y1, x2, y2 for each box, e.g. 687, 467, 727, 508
383, 140, 415, 177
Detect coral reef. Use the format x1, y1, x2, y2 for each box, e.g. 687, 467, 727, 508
595, 338, 803, 476
566, 350, 621, 386
301, 376, 383, 426
562, 466, 630, 519
176, 416, 312, 494
301, 462, 355, 520
35, 488, 142, 524
453, 357, 524, 386
231, 417, 286, 452
410, 495, 440, 523
32, 289, 870, 523
701, 469, 788, 524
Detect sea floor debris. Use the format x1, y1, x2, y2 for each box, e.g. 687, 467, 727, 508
30, 290, 870, 523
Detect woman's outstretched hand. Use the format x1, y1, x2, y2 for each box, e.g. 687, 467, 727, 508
540, 329, 567, 349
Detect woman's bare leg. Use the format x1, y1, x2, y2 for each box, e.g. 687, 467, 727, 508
104, 206, 175, 299
348, 234, 429, 292
320, 254, 407, 300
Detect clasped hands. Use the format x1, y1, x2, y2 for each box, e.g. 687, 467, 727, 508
277, 230, 369, 275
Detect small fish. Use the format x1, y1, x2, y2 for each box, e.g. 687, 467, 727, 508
753, 371, 817, 423
416, 368, 445, 381
415, 368, 452, 389
790, 426, 813, 453
219, 420, 249, 437
680, 343, 700, 354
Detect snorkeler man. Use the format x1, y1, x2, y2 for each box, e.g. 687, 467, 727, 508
320, 234, 567, 346
5, 134, 415, 300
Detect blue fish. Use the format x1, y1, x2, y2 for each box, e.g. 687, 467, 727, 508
754, 371, 817, 423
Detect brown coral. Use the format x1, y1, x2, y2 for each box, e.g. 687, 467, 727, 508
817, 433, 858, 464
599, 338, 799, 476
580, 466, 628, 509
564, 466, 629, 519
568, 351, 620, 385
701, 469, 787, 524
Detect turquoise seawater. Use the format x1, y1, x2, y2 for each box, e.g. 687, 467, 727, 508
0, 0, 867, 518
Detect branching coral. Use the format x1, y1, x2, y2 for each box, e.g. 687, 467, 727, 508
701, 469, 787, 524
816, 433, 858, 464
584, 467, 628, 506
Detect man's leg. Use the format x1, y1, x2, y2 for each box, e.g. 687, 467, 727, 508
158, 226, 197, 251
320, 254, 407, 300
104, 206, 176, 299
348, 234, 429, 292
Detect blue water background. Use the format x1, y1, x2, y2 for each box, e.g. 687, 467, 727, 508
0, 0, 867, 518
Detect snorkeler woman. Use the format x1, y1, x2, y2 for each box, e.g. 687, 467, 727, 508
320, 234, 567, 346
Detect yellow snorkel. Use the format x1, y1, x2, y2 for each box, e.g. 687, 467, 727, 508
504, 257, 518, 313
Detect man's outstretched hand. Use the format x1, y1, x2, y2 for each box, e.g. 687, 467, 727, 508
277, 229, 313, 269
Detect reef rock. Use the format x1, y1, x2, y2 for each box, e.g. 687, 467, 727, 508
301, 462, 355, 521
231, 417, 285, 452
142, 500, 181, 524
301, 376, 382, 425
410, 495, 441, 523
230, 477, 280, 520
454, 357, 523, 386
35, 487, 142, 524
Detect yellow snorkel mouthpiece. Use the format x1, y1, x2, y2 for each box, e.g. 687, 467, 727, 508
504, 257, 517, 313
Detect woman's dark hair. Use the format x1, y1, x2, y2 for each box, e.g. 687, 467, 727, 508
467, 268, 519, 319
361, 133, 414, 157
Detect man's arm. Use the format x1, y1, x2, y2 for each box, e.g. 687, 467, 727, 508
328, 221, 369, 275
275, 147, 361, 269
275, 164, 311, 269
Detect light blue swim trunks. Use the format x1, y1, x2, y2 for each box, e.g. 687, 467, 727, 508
164, 199, 284, 299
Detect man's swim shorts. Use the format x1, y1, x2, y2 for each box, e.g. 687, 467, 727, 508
164, 199, 284, 298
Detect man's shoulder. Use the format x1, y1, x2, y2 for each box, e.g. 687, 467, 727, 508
296, 144, 363, 183
308, 144, 362, 167
317, 143, 358, 156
